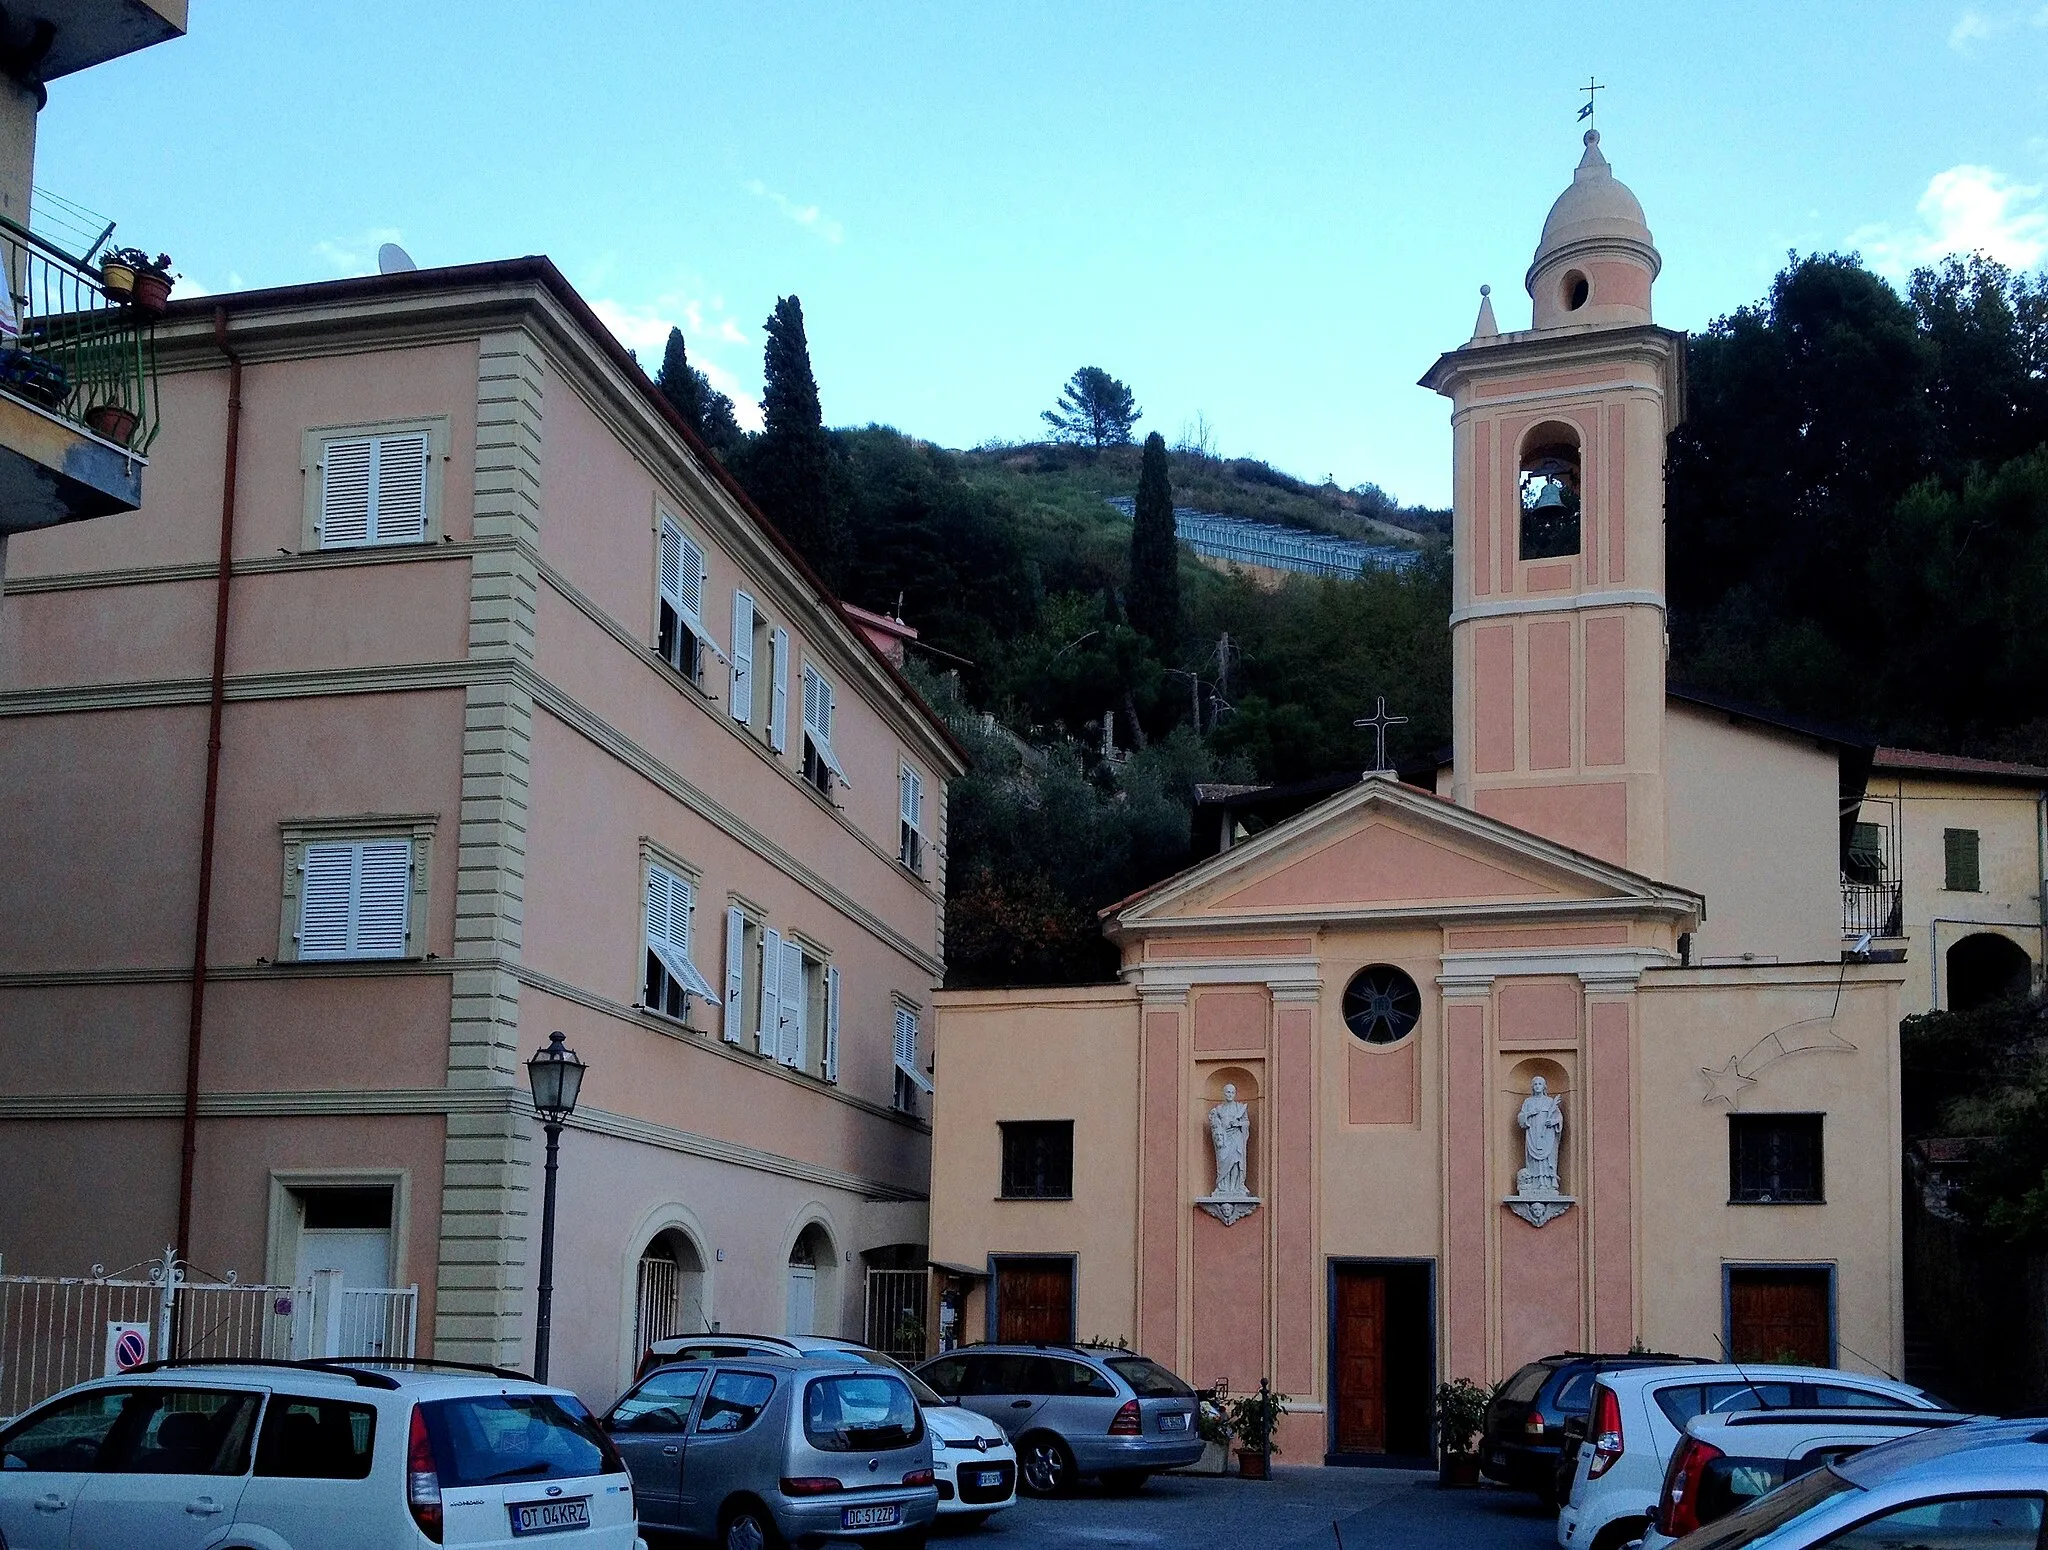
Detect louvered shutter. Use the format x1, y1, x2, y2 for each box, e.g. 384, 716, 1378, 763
900, 765, 923, 831
352, 839, 412, 956
757, 928, 782, 1054
723, 907, 747, 1043
320, 438, 374, 548
823, 966, 841, 1083
372, 433, 429, 543
676, 531, 704, 621
645, 863, 675, 950
895, 1007, 933, 1093
769, 629, 790, 752
645, 862, 717, 1001
730, 593, 754, 722
298, 842, 356, 958
658, 518, 685, 617
803, 670, 850, 785
803, 667, 824, 741
778, 941, 804, 1067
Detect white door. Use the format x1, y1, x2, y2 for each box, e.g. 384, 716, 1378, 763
295, 1228, 390, 1289
786, 1265, 817, 1336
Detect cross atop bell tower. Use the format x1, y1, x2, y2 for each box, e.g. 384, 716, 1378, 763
1420, 130, 1686, 878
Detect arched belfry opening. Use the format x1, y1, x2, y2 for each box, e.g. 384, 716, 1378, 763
1518, 422, 1582, 561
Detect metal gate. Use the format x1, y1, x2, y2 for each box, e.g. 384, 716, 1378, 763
0, 1248, 418, 1418
635, 1252, 686, 1355
864, 1268, 929, 1360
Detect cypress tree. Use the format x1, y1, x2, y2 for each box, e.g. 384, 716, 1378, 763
753, 295, 839, 575
655, 327, 706, 436
1127, 431, 1179, 654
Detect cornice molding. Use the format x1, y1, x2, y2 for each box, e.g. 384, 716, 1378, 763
1450, 590, 1666, 625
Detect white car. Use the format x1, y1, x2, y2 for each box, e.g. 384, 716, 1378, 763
1554, 1363, 1947, 1550
641, 1332, 1017, 1522
1640, 1405, 1975, 1546
0, 1356, 643, 1550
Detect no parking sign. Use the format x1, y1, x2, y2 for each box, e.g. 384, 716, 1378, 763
103, 1321, 150, 1376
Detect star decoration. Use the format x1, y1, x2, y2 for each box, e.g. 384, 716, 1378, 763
1699, 1056, 1758, 1107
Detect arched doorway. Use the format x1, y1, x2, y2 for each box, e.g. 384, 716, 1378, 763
634, 1228, 707, 1357
1947, 933, 2034, 1012
787, 1222, 836, 1336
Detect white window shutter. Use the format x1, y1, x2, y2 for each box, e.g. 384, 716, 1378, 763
372, 433, 429, 543
778, 941, 804, 1068
352, 839, 412, 956
298, 842, 356, 958
769, 629, 790, 752
730, 592, 754, 722
676, 531, 704, 620
645, 863, 675, 948
757, 928, 782, 1054
802, 666, 822, 739
723, 907, 746, 1044
320, 438, 373, 548
671, 874, 694, 953
657, 517, 685, 613
895, 1007, 934, 1093
823, 966, 841, 1083
900, 765, 923, 830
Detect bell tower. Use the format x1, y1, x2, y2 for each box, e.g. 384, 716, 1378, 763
1421, 131, 1686, 877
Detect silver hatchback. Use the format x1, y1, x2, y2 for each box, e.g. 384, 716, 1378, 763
913, 1346, 1202, 1496
603, 1353, 936, 1548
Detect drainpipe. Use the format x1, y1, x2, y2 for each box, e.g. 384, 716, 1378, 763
174, 308, 242, 1264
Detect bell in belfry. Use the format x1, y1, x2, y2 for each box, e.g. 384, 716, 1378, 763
1531, 477, 1567, 510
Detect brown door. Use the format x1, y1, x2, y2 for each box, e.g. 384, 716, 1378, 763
1334, 1269, 1387, 1454
1729, 1269, 1831, 1366
995, 1259, 1072, 1344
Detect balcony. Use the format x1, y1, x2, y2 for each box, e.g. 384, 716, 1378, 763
1842, 879, 1903, 940
0, 213, 158, 536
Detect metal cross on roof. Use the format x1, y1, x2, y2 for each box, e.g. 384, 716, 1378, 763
1353, 696, 1409, 775
1578, 76, 1604, 127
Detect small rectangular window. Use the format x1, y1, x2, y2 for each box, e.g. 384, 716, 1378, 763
802, 665, 850, 794
298, 839, 413, 960
899, 764, 925, 873
1944, 828, 1982, 892
318, 431, 429, 548
1000, 1120, 1074, 1200
644, 860, 718, 1019
893, 1006, 932, 1113
1729, 1113, 1824, 1203
657, 514, 722, 683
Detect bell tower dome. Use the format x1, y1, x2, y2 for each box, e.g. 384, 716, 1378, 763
1526, 130, 1660, 331
1421, 132, 1686, 877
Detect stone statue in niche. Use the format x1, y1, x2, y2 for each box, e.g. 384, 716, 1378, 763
1197, 1082, 1259, 1227
1505, 1075, 1575, 1228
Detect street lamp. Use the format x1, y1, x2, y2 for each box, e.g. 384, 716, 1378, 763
525, 1030, 585, 1382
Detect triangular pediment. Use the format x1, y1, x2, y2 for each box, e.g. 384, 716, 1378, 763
1111, 775, 1698, 931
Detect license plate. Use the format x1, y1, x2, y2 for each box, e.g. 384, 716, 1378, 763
976, 1468, 1005, 1487
510, 1496, 590, 1535
1159, 1411, 1189, 1431
841, 1503, 901, 1529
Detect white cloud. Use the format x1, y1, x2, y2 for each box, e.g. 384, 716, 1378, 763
312, 227, 406, 277
1950, 6, 1997, 49
584, 287, 763, 432
1850, 164, 2048, 275
746, 179, 845, 244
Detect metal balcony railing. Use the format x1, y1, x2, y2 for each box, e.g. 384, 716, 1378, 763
0, 213, 159, 454
1842, 880, 1903, 939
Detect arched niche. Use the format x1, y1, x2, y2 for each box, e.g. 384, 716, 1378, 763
1505, 1054, 1575, 1194
1198, 1064, 1261, 1197
1518, 421, 1583, 561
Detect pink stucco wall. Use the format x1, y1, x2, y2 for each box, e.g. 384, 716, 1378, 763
1589, 1001, 1634, 1350
1444, 1002, 1488, 1381
1190, 1207, 1265, 1392
1138, 1008, 1182, 1360
1273, 1004, 1317, 1395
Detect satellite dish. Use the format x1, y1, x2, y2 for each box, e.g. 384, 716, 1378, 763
377, 242, 417, 275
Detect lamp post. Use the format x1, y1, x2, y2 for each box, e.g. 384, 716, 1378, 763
525, 1030, 586, 1382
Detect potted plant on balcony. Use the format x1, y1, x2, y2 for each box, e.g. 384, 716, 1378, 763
85, 399, 138, 445
1226, 1382, 1286, 1479
99, 246, 148, 302
129, 253, 175, 317
1434, 1377, 1491, 1486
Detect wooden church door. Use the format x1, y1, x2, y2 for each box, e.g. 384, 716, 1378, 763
1333, 1269, 1387, 1453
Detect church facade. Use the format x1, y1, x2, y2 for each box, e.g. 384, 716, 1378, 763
928, 132, 1906, 1463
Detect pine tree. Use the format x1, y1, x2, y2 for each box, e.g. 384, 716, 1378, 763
1127, 431, 1179, 655
1043, 366, 1141, 449
656, 327, 705, 435
750, 295, 839, 574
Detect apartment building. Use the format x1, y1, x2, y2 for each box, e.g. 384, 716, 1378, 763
0, 258, 964, 1404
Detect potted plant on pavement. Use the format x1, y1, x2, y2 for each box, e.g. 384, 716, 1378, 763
1191, 1388, 1232, 1476
1226, 1382, 1287, 1480
1434, 1377, 1491, 1486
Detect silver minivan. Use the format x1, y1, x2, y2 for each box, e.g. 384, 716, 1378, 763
603, 1353, 936, 1548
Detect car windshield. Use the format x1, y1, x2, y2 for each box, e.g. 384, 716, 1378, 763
823, 1345, 947, 1408
1671, 1463, 1858, 1550
803, 1374, 921, 1452
1499, 1364, 1551, 1405
1106, 1357, 1193, 1398
420, 1394, 623, 1486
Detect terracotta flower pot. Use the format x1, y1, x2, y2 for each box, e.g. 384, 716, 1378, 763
130, 270, 172, 316
1236, 1447, 1270, 1480
1438, 1451, 1482, 1487
85, 402, 138, 444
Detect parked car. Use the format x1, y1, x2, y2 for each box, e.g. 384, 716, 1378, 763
1648, 1417, 2048, 1549
0, 1356, 642, 1550
1554, 1364, 1949, 1550
1482, 1351, 1711, 1503
601, 1350, 936, 1546
914, 1345, 1204, 1496
1639, 1406, 1976, 1546
638, 1333, 1015, 1523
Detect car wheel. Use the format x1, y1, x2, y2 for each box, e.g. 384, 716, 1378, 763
1591, 1519, 1647, 1550
1100, 1470, 1150, 1494
721, 1503, 780, 1550
1018, 1432, 1077, 1496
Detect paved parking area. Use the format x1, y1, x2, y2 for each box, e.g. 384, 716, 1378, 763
932, 1466, 1559, 1550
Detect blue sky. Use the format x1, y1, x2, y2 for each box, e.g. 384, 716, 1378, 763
33, 1, 2048, 505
